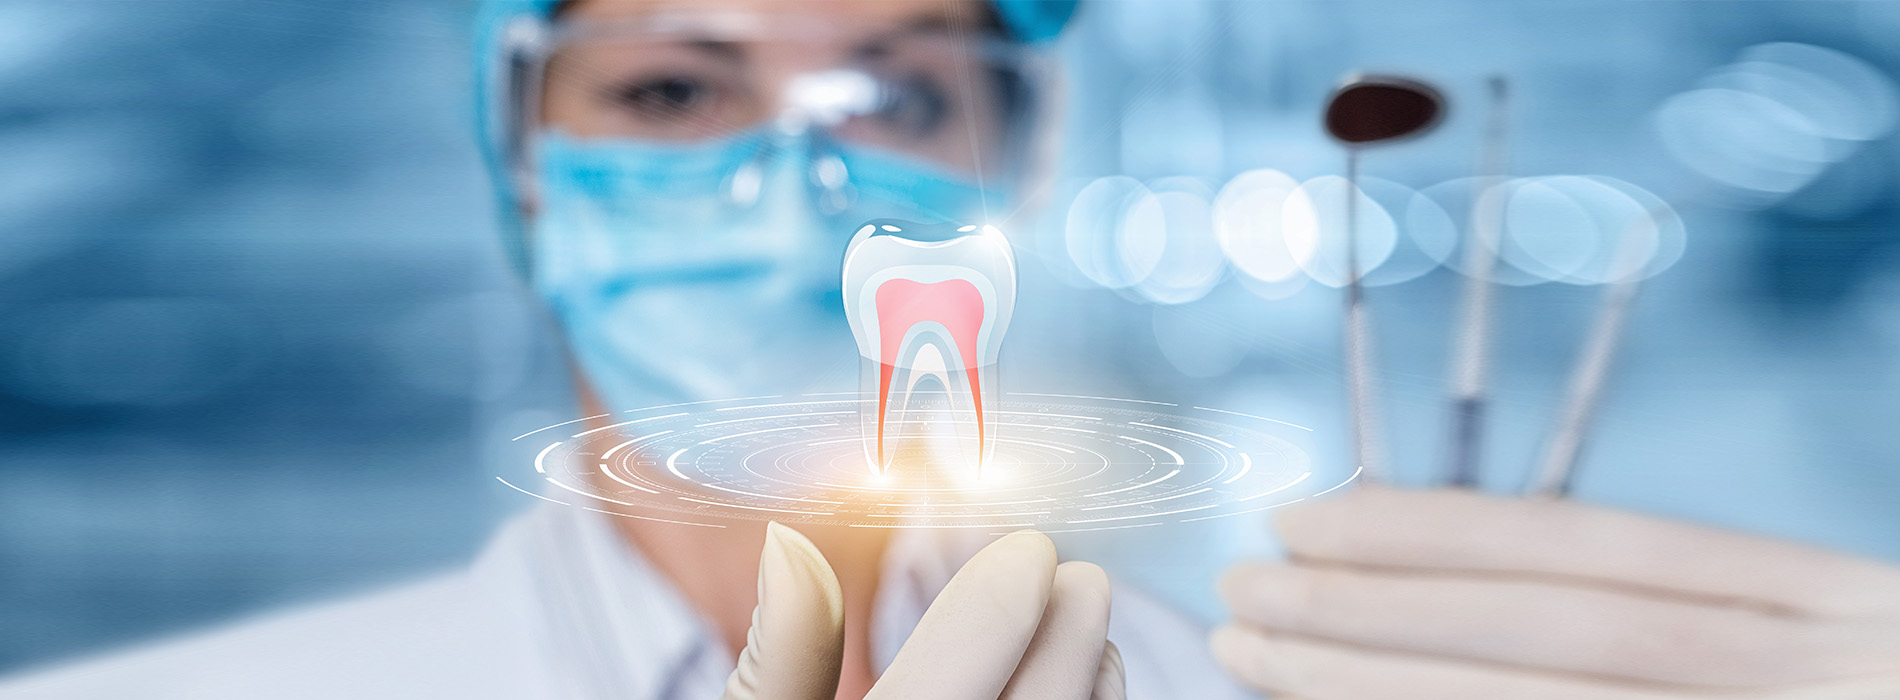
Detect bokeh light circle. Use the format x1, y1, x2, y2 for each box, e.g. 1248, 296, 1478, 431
1358, 177, 1451, 287
1654, 42, 1899, 200
1587, 175, 1687, 282
1655, 87, 1831, 194
1132, 184, 1227, 305
1502, 177, 1611, 283
1420, 176, 1684, 286
1283, 175, 1398, 288
1213, 168, 1304, 284
1065, 176, 1151, 289
1733, 42, 1899, 142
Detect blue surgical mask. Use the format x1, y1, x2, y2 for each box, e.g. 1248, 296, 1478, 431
529, 129, 1010, 410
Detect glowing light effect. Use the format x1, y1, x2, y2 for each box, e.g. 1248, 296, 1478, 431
501, 393, 1327, 532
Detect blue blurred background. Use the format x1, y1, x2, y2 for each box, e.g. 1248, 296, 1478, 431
4, 0, 1900, 676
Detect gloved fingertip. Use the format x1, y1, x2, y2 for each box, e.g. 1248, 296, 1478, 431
1053, 560, 1111, 609
723, 522, 843, 700
1272, 488, 1373, 550
1206, 624, 1251, 671
975, 529, 1059, 580
1214, 561, 1271, 605
763, 522, 827, 576
1003, 528, 1056, 551
1219, 562, 1311, 627
760, 521, 844, 625
1089, 641, 1125, 700
1208, 625, 1300, 692
869, 528, 1060, 699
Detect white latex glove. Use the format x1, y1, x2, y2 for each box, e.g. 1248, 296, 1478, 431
1211, 486, 1900, 699
722, 522, 1125, 700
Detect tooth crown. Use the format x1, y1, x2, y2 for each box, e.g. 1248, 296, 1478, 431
842, 220, 1017, 476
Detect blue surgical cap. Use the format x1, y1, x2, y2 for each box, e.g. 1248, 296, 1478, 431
992, 0, 1082, 43
473, 0, 1079, 272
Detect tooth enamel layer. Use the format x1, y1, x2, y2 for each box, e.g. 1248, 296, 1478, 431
843, 222, 1016, 477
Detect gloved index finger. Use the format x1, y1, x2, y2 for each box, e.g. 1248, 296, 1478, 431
721, 522, 846, 700
1275, 487, 1900, 617
868, 529, 1058, 700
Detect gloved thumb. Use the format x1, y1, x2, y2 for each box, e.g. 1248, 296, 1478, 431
868, 529, 1058, 700
720, 522, 846, 700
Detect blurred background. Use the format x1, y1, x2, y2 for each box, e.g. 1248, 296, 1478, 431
4, 0, 1900, 676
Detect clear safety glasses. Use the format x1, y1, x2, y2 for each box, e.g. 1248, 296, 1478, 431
501, 12, 1049, 187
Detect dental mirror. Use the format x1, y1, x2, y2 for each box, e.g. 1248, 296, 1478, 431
1322, 75, 1447, 485
1325, 76, 1446, 145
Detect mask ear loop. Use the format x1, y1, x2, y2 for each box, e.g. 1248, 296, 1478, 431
980, 47, 1061, 228
978, 46, 1051, 224
769, 74, 862, 220
802, 131, 859, 217
500, 16, 552, 218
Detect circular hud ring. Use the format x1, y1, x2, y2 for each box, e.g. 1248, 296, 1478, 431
502, 392, 1348, 533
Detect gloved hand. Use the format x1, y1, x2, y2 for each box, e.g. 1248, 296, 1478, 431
722, 522, 1125, 700
1211, 486, 1900, 699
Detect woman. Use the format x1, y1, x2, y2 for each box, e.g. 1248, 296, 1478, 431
0, 1, 1248, 698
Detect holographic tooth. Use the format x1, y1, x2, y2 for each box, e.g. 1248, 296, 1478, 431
842, 220, 1017, 476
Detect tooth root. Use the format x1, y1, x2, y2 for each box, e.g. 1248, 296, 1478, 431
868, 337, 995, 476
842, 220, 1016, 479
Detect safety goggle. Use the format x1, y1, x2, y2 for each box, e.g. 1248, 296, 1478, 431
497, 11, 1050, 196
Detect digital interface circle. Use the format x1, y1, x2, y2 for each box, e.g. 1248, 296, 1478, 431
502, 392, 1349, 533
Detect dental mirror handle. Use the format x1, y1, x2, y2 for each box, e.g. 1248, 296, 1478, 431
1322, 74, 1445, 487
1343, 149, 1389, 484
1528, 209, 1661, 497
1443, 76, 1512, 488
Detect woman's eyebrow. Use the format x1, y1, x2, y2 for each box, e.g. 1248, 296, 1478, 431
850, 21, 969, 59
683, 38, 746, 63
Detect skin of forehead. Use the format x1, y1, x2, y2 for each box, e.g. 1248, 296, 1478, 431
542, 0, 1000, 169
555, 0, 988, 85
559, 0, 984, 28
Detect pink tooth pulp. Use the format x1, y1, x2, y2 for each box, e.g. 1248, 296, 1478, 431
873, 278, 987, 469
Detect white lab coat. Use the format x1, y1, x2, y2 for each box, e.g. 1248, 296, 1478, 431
0, 503, 1251, 699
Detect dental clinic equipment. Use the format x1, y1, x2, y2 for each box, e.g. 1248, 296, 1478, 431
1322, 76, 1447, 484
1322, 74, 1658, 497
1443, 77, 1510, 488
1528, 206, 1672, 497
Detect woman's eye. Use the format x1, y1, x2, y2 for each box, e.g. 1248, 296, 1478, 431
616, 76, 711, 116
876, 75, 949, 137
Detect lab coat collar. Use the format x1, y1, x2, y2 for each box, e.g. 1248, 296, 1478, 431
474, 504, 727, 700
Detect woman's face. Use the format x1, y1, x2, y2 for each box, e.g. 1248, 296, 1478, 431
538, 0, 1007, 175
